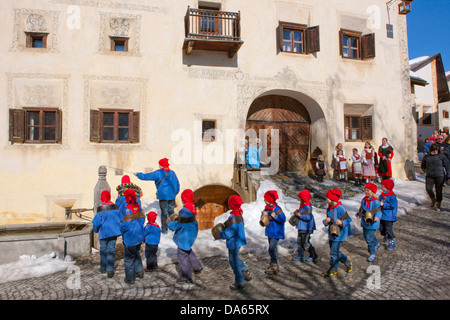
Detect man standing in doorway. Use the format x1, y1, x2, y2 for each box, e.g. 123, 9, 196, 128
135, 158, 180, 234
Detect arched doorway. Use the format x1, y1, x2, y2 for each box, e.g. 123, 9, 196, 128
246, 95, 311, 172
193, 185, 239, 230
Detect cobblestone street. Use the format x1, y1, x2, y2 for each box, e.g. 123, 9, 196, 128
1, 187, 449, 303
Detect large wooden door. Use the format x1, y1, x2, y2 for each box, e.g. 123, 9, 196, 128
245, 95, 310, 173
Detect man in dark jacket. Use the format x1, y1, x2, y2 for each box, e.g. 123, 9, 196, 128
421, 144, 450, 211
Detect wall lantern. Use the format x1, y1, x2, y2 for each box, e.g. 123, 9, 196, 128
398, 0, 413, 15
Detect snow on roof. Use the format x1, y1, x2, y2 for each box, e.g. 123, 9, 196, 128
409, 56, 430, 66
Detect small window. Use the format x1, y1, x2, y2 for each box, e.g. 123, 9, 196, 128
279, 22, 320, 54
110, 37, 129, 52
25, 32, 48, 49
422, 106, 433, 125
339, 29, 375, 60
344, 115, 372, 141
90, 109, 139, 143
202, 120, 216, 141
443, 110, 449, 119
9, 108, 62, 144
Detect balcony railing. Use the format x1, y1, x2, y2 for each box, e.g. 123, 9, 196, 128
183, 6, 243, 58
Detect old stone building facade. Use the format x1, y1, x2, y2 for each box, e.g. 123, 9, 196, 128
1, 0, 416, 225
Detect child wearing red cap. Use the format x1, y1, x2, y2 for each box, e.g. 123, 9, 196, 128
323, 188, 353, 276
143, 211, 161, 272
292, 190, 318, 262
92, 190, 122, 278
356, 183, 382, 262
379, 179, 398, 250
167, 189, 203, 284
219, 195, 251, 290
261, 190, 286, 275
120, 189, 145, 284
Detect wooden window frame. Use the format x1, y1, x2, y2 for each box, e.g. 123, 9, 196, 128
25, 32, 49, 49
109, 36, 129, 52
339, 29, 375, 60
344, 114, 372, 142
99, 109, 133, 143
443, 110, 449, 119
202, 120, 216, 142
22, 107, 61, 144
279, 22, 320, 54
90, 109, 139, 143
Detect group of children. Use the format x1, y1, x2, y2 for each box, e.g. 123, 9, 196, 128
316, 140, 394, 185
93, 174, 202, 285
92, 173, 398, 289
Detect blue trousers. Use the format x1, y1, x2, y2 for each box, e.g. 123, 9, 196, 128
144, 244, 158, 269
329, 240, 348, 268
228, 248, 247, 286
363, 228, 379, 255
159, 200, 175, 233
124, 244, 143, 281
268, 237, 280, 263
99, 236, 117, 272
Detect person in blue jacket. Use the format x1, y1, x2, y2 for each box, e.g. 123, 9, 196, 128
323, 188, 353, 276
246, 139, 262, 169
219, 195, 251, 290
292, 190, 318, 262
92, 190, 122, 278
356, 183, 382, 262
135, 158, 180, 234
167, 189, 203, 284
144, 211, 161, 272
115, 175, 142, 219
261, 190, 286, 275
120, 189, 145, 284
379, 179, 398, 250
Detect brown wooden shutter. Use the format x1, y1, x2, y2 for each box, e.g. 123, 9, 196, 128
278, 23, 284, 52
90, 110, 101, 142
130, 111, 140, 143
305, 25, 320, 53
9, 109, 25, 143
361, 33, 376, 59
339, 30, 344, 56
55, 109, 62, 143
361, 116, 373, 140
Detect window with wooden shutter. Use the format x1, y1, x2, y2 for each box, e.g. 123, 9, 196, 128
9, 108, 62, 144
90, 110, 101, 142
344, 115, 373, 141
278, 21, 307, 54
339, 29, 375, 60
9, 109, 25, 143
361, 33, 376, 59
305, 25, 320, 53
91, 109, 139, 143
361, 116, 373, 140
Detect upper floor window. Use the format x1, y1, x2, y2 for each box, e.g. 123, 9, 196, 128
9, 108, 62, 144
90, 109, 140, 143
202, 120, 216, 141
25, 32, 48, 49
110, 36, 128, 52
279, 22, 320, 54
339, 29, 375, 60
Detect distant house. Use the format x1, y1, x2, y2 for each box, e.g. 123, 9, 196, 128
410, 53, 450, 139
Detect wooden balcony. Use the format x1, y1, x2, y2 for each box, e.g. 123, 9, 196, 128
183, 7, 243, 58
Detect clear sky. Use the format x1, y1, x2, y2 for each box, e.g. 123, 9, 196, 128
407, 0, 450, 71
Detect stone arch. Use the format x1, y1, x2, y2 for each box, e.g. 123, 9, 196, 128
244, 89, 328, 174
